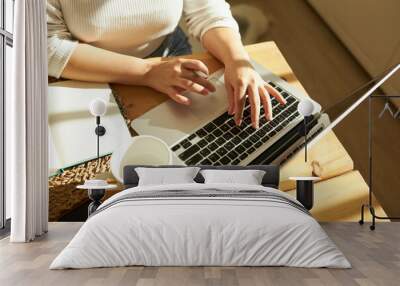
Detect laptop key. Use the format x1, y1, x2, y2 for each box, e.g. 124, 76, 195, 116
196, 129, 207, 138
281, 92, 289, 98
243, 140, 252, 148
216, 137, 225, 145
281, 120, 289, 127
235, 145, 245, 154
179, 145, 200, 161
232, 159, 241, 165
186, 153, 202, 165
249, 134, 260, 143
200, 148, 211, 157
231, 126, 241, 135
261, 134, 270, 142
238, 131, 248, 140
260, 117, 267, 125
171, 144, 180, 152
209, 153, 220, 162
239, 153, 248, 160
213, 128, 223, 137
198, 139, 207, 148
220, 124, 230, 132
255, 141, 263, 148
205, 134, 216, 142
217, 147, 228, 157
232, 136, 241, 145
223, 132, 233, 140
188, 134, 196, 140
288, 105, 297, 112
277, 106, 284, 113
227, 151, 238, 160
204, 122, 216, 133
201, 159, 212, 165
220, 156, 231, 165
277, 114, 285, 122
225, 142, 235, 150
181, 139, 191, 149
209, 142, 218, 150
256, 129, 266, 137
214, 113, 228, 125
227, 119, 236, 127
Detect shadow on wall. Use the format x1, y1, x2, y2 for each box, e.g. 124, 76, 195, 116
181, 3, 270, 52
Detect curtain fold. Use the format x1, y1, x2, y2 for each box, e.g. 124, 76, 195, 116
9, 0, 48, 242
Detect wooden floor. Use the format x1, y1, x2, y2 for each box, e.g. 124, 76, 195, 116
0, 222, 399, 286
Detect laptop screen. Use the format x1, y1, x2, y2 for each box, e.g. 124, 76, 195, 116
306, 63, 400, 148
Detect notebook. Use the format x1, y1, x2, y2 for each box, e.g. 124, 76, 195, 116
48, 81, 131, 175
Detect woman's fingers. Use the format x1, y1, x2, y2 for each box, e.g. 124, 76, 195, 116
191, 75, 216, 92
265, 83, 286, 105
176, 78, 209, 95
166, 87, 191, 105
260, 86, 273, 121
181, 59, 210, 76
225, 82, 235, 115
181, 69, 215, 93
248, 85, 261, 129
234, 83, 247, 126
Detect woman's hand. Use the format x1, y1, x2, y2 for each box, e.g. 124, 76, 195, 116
224, 59, 286, 129
143, 58, 216, 105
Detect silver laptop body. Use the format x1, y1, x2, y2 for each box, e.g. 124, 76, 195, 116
131, 62, 323, 166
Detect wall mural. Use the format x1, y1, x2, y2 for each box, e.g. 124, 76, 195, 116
46, 0, 398, 222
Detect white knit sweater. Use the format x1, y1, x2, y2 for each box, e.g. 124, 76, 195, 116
47, 0, 239, 78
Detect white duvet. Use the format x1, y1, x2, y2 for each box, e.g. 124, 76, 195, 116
50, 183, 351, 269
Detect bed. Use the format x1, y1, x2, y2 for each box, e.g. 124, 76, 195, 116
50, 165, 350, 269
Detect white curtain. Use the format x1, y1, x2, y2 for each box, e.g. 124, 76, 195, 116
8, 0, 48, 242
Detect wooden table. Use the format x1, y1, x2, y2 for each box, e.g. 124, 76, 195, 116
110, 41, 386, 222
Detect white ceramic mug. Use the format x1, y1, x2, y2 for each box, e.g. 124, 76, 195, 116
111, 135, 172, 182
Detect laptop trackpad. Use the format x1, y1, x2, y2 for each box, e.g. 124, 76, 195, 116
131, 72, 227, 146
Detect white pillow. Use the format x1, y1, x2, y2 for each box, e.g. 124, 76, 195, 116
200, 169, 266, 185
135, 167, 200, 186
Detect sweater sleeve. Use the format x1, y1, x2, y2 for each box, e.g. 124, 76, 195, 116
183, 0, 239, 41
47, 0, 78, 78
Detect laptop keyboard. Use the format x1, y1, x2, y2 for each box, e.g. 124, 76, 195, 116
171, 81, 301, 165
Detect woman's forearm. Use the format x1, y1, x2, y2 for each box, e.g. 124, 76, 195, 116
61, 43, 152, 85
202, 27, 250, 66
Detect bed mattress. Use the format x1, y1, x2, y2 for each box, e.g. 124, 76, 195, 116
50, 183, 351, 269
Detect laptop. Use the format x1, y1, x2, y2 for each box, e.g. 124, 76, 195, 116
131, 61, 324, 166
